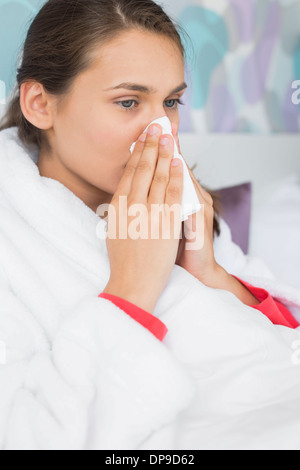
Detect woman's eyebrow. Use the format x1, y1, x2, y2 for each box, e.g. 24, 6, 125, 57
104, 82, 188, 95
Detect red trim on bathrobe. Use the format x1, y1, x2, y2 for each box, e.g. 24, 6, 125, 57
99, 276, 299, 341
98, 293, 168, 341
232, 275, 300, 329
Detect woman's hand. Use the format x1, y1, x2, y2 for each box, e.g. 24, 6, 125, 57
103, 124, 184, 314
171, 123, 220, 284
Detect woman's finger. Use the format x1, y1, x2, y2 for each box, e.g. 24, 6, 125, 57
184, 157, 214, 207
165, 157, 184, 213
130, 124, 163, 201
113, 133, 147, 199
148, 134, 175, 205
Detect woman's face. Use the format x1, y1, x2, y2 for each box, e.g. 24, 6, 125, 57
38, 29, 187, 211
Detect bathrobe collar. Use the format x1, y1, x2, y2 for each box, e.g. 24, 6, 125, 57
0, 127, 110, 282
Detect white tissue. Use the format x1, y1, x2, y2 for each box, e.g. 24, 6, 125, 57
130, 116, 201, 222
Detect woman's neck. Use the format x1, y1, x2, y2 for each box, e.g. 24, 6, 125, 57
37, 150, 113, 214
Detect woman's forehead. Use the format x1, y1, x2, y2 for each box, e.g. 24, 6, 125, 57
89, 29, 183, 72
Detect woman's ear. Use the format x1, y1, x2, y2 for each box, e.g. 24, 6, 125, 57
20, 81, 55, 130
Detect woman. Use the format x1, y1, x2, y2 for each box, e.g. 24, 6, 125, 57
0, 0, 300, 450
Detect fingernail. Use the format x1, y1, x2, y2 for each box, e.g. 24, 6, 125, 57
172, 158, 181, 167
148, 125, 159, 136
160, 136, 170, 146
139, 133, 147, 142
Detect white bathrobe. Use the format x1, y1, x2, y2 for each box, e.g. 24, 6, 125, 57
1, 126, 300, 451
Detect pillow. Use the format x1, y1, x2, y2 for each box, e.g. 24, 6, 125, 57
214, 182, 252, 255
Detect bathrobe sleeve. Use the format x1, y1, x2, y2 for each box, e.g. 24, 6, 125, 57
232, 275, 300, 329
213, 217, 300, 328
0, 267, 193, 450
100, 278, 299, 334
98, 293, 168, 341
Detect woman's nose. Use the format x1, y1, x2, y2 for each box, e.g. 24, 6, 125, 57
142, 113, 168, 131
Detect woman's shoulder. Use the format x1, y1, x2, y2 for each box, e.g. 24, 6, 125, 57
0, 126, 19, 143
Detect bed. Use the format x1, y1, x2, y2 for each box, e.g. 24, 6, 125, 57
179, 132, 300, 290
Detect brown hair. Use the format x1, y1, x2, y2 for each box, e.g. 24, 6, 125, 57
0, 0, 222, 237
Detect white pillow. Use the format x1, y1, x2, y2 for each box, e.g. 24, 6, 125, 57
249, 174, 300, 290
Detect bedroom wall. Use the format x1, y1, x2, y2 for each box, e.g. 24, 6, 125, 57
161, 0, 300, 132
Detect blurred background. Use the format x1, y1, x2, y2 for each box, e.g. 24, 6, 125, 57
164, 0, 300, 134
0, 0, 300, 288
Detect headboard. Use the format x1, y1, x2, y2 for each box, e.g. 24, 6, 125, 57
178, 133, 300, 207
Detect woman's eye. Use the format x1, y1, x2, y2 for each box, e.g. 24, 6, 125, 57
117, 100, 138, 111
116, 99, 184, 112
165, 99, 184, 109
